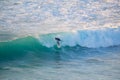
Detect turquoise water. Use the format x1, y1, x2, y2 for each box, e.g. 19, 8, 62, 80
0, 0, 120, 80
0, 36, 120, 80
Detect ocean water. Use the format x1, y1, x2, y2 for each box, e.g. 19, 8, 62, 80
0, 0, 120, 80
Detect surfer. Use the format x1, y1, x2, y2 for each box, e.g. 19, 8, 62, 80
55, 37, 61, 46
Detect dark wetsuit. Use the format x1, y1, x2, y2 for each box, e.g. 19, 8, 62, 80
55, 37, 61, 46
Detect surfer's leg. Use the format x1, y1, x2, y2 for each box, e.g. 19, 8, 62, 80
57, 41, 60, 45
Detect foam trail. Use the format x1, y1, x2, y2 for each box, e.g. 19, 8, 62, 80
38, 28, 120, 48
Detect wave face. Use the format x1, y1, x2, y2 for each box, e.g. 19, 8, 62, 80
0, 28, 120, 60
0, 37, 40, 60
38, 28, 120, 48
0, 36, 85, 61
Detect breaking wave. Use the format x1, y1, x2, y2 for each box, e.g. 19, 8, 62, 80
0, 27, 120, 61
38, 27, 120, 48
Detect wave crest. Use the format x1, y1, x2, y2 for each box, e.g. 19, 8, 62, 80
38, 28, 120, 48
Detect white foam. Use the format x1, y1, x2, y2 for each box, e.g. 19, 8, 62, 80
38, 27, 120, 48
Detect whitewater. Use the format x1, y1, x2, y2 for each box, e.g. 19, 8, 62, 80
38, 27, 120, 48
0, 0, 120, 80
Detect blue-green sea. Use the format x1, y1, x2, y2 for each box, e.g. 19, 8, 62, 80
0, 34, 120, 80
0, 0, 120, 80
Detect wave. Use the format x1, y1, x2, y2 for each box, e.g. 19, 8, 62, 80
0, 28, 120, 60
0, 36, 42, 60
38, 27, 120, 48
0, 28, 120, 50
0, 36, 85, 61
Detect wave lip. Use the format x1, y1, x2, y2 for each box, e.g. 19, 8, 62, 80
38, 28, 120, 48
